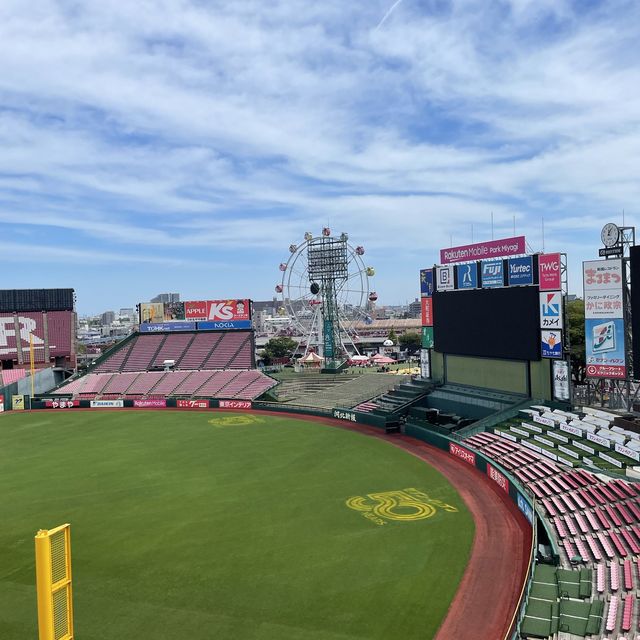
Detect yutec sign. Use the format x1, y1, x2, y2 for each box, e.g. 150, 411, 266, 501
508, 256, 533, 286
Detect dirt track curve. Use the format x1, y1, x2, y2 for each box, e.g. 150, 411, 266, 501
310, 417, 532, 640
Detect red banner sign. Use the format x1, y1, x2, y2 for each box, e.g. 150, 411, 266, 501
449, 442, 476, 465
440, 236, 526, 265
421, 297, 433, 326
184, 299, 250, 322
176, 399, 209, 409
586, 364, 627, 379
538, 253, 561, 291
487, 463, 510, 493
133, 399, 167, 408
44, 399, 76, 409
219, 400, 252, 409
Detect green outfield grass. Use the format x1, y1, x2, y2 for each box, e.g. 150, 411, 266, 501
0, 410, 474, 639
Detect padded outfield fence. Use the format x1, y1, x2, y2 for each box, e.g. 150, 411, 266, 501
404, 422, 540, 640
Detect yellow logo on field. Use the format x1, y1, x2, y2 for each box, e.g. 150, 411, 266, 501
208, 414, 265, 428
346, 488, 458, 526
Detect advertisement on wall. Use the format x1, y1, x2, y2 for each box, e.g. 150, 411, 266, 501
139, 322, 193, 333
517, 493, 534, 523
44, 399, 76, 408
133, 399, 167, 408
139, 303, 164, 324
539, 292, 563, 329
487, 463, 509, 493
421, 297, 433, 326
421, 326, 434, 349
538, 253, 562, 291
184, 299, 251, 322
440, 236, 525, 265
553, 359, 570, 401
481, 260, 504, 288
456, 263, 478, 289
198, 320, 252, 331
12, 394, 25, 410
449, 442, 476, 465
219, 400, 252, 409
177, 399, 209, 409
541, 330, 562, 358
420, 348, 431, 378
508, 256, 534, 286
435, 265, 455, 291
420, 269, 434, 297
584, 259, 626, 379
90, 400, 124, 408
0, 393, 3, 412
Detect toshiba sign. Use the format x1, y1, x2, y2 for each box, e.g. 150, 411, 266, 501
184, 299, 251, 322
449, 442, 476, 465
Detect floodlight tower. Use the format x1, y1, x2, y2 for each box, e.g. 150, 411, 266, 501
307, 228, 349, 370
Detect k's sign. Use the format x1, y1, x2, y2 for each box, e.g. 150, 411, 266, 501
538, 253, 561, 291
185, 299, 251, 322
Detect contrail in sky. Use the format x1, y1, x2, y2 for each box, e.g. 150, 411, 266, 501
374, 0, 405, 31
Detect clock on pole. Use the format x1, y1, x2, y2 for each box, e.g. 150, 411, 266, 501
601, 223, 620, 248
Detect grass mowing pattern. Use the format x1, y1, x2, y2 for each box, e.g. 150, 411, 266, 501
0, 411, 474, 639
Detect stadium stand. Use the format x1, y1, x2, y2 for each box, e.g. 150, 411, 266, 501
1, 369, 26, 386
461, 420, 640, 639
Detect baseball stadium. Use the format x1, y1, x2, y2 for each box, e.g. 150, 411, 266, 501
3, 230, 640, 640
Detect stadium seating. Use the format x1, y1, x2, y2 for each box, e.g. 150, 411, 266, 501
1, 369, 26, 385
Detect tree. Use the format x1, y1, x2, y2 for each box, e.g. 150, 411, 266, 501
566, 298, 586, 384
263, 336, 297, 362
399, 331, 421, 355
387, 329, 398, 344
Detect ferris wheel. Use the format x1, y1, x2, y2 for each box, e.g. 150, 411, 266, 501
276, 228, 376, 362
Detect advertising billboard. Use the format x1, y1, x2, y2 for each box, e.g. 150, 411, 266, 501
538, 253, 562, 291
0, 393, 3, 412
481, 260, 504, 288
184, 299, 251, 322
448, 442, 476, 465
440, 236, 525, 265
219, 400, 252, 409
508, 256, 534, 286
177, 399, 209, 409
539, 292, 563, 329
487, 463, 509, 493
421, 297, 433, 326
583, 259, 623, 319
584, 259, 626, 379
433, 287, 540, 361
163, 301, 185, 321
420, 348, 431, 378
139, 303, 164, 324
585, 319, 626, 378
139, 322, 193, 333
12, 395, 25, 410
420, 269, 434, 297
133, 399, 167, 408
553, 360, 570, 401
435, 265, 455, 291
197, 320, 252, 331
421, 326, 434, 349
541, 330, 562, 358
456, 263, 478, 290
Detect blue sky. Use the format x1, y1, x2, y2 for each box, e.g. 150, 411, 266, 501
1, 0, 639, 314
